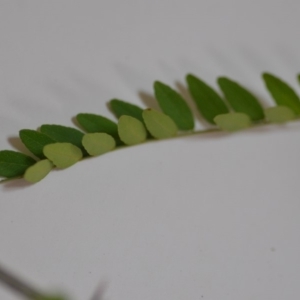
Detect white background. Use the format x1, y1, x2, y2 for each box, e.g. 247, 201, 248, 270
0, 1, 300, 299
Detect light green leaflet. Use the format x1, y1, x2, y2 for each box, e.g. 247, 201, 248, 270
154, 81, 194, 130
82, 133, 116, 156
142, 109, 178, 139
214, 113, 251, 132
110, 99, 144, 122
186, 74, 229, 124
19, 129, 56, 159
24, 159, 54, 183
265, 106, 295, 123
0, 150, 36, 178
263, 73, 300, 115
217, 77, 264, 121
40, 125, 88, 156
43, 143, 83, 169
118, 115, 147, 145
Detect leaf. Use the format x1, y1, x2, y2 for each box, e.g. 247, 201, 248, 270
40, 125, 88, 156
263, 73, 300, 115
19, 129, 56, 159
76, 113, 121, 144
118, 116, 147, 145
24, 159, 54, 183
43, 143, 82, 169
217, 77, 265, 121
82, 133, 116, 156
110, 99, 144, 122
214, 113, 252, 132
265, 106, 296, 124
154, 81, 194, 130
186, 74, 229, 124
0, 150, 36, 178
142, 109, 178, 139
33, 295, 68, 300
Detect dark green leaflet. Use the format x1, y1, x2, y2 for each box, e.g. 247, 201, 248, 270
217, 77, 264, 121
297, 74, 300, 84
263, 73, 300, 115
33, 295, 68, 300
110, 99, 144, 122
154, 81, 194, 130
76, 113, 121, 144
0, 150, 36, 178
186, 74, 229, 124
40, 124, 88, 156
19, 129, 55, 159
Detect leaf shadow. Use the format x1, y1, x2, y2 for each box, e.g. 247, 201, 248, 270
89, 281, 108, 300
7, 136, 37, 159
1, 178, 32, 191
138, 91, 160, 111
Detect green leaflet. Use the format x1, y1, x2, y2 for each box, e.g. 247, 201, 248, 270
43, 143, 82, 169
297, 74, 300, 84
33, 295, 68, 300
40, 124, 88, 156
214, 113, 251, 132
263, 73, 300, 115
24, 159, 54, 183
82, 133, 116, 156
0, 150, 36, 178
217, 77, 265, 121
19, 129, 55, 159
118, 115, 147, 145
76, 113, 120, 144
186, 74, 229, 124
142, 109, 177, 139
110, 99, 144, 122
154, 81, 194, 130
265, 106, 295, 124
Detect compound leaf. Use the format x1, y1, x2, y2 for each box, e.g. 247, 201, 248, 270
118, 116, 147, 145
154, 81, 194, 130
142, 109, 177, 139
217, 77, 264, 121
82, 133, 116, 156
214, 113, 251, 132
43, 143, 82, 169
0, 150, 36, 178
265, 106, 295, 124
19, 129, 55, 159
24, 159, 54, 183
186, 74, 229, 124
263, 73, 300, 115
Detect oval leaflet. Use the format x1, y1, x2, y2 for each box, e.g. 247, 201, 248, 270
43, 143, 83, 169
24, 159, 54, 183
142, 109, 178, 139
82, 133, 116, 156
